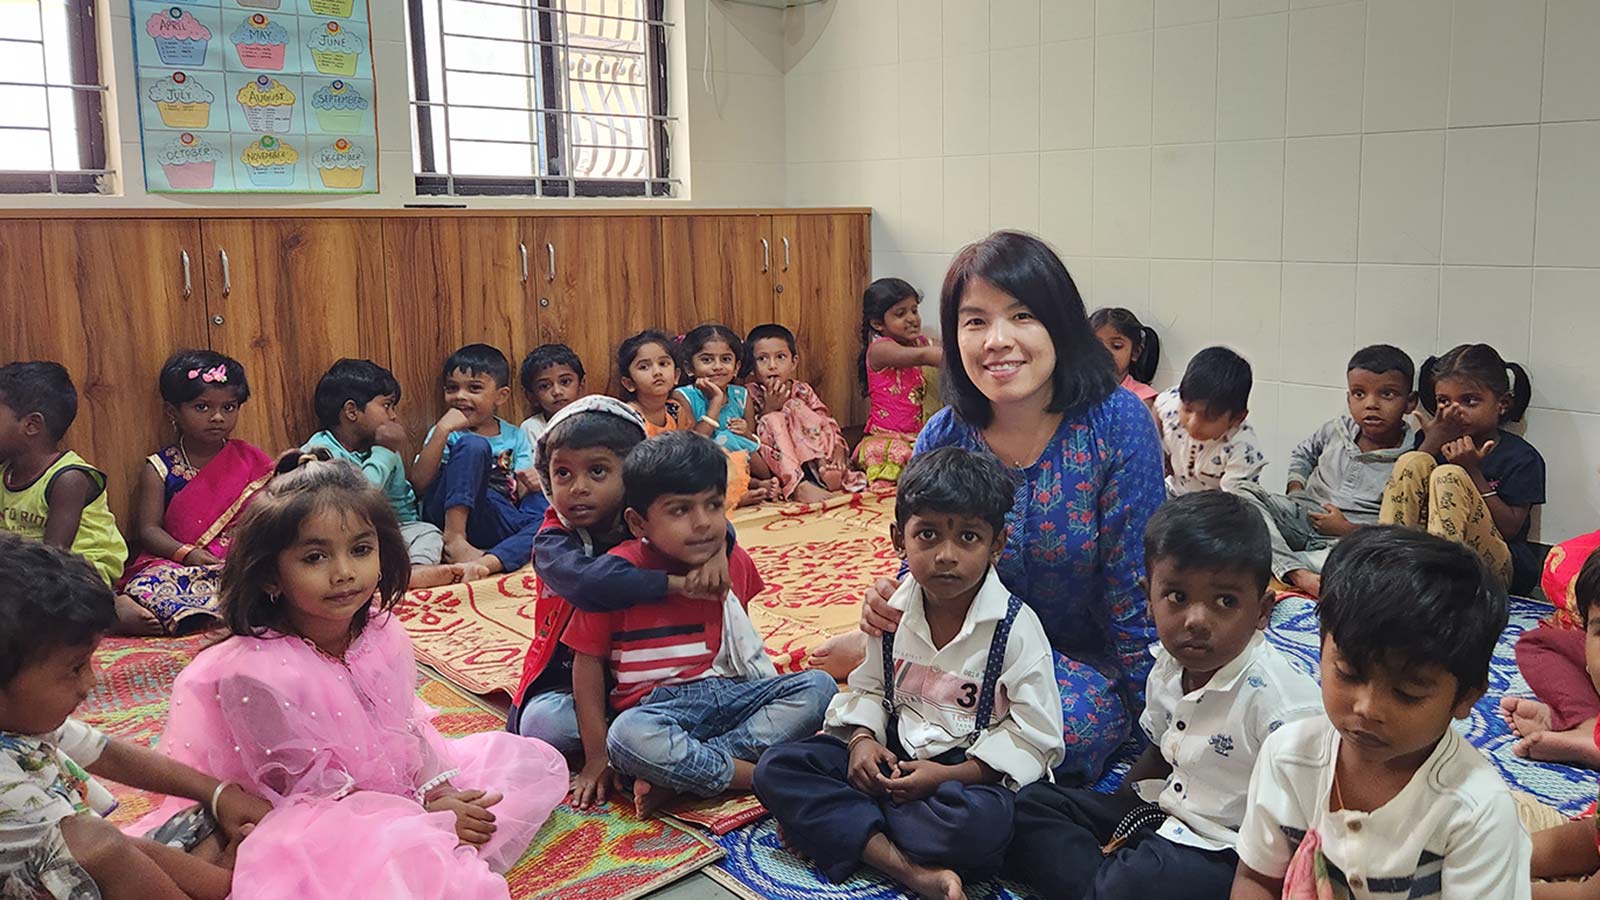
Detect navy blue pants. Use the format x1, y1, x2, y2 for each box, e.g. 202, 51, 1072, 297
753, 734, 1015, 883
422, 434, 546, 571
1006, 782, 1238, 900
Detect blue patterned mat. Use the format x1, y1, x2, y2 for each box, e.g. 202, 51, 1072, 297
711, 595, 1593, 900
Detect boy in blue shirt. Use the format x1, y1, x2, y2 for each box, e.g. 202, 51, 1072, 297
413, 344, 547, 577
303, 358, 455, 588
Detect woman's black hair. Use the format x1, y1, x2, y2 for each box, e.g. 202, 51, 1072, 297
220, 448, 410, 642
859, 277, 922, 398
675, 324, 743, 385
1418, 343, 1533, 423
616, 329, 677, 401
939, 231, 1116, 426
1088, 307, 1161, 384
159, 349, 250, 406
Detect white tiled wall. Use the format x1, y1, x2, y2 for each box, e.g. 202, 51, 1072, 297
784, 0, 1600, 541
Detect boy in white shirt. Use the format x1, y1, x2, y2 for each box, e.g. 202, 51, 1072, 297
1156, 346, 1267, 497
1006, 491, 1322, 899
754, 448, 1065, 900
1231, 526, 1528, 900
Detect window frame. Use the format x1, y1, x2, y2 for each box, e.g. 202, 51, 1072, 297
0, 0, 109, 195
406, 0, 672, 199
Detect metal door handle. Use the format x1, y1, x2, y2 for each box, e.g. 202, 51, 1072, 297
546, 242, 555, 282
761, 238, 770, 273
519, 242, 529, 284
219, 249, 231, 297
782, 236, 790, 271
180, 250, 192, 299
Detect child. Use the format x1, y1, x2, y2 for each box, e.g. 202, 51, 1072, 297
563, 431, 836, 816
1503, 535, 1600, 768
117, 350, 273, 636
0, 532, 271, 900
672, 324, 775, 506
1155, 346, 1266, 496
1007, 491, 1322, 899
1231, 526, 1528, 899
1234, 345, 1418, 598
0, 362, 127, 592
303, 358, 454, 589
756, 447, 1065, 897
144, 451, 568, 899
518, 343, 585, 447
743, 322, 867, 503
1380, 343, 1544, 593
413, 343, 546, 578
1090, 307, 1161, 405
855, 278, 941, 487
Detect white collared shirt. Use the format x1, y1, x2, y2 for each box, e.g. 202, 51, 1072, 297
1135, 631, 1322, 851
1155, 387, 1267, 496
1237, 716, 1531, 900
825, 568, 1066, 789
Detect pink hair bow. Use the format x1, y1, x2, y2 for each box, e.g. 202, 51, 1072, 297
188, 364, 228, 383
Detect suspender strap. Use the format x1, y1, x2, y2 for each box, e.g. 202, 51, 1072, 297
880, 629, 898, 717
970, 595, 1024, 734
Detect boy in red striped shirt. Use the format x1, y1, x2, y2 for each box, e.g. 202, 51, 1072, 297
563, 431, 836, 817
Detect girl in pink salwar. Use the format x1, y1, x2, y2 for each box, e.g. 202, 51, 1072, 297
853, 279, 941, 488
743, 323, 867, 503
139, 451, 567, 900
116, 350, 274, 636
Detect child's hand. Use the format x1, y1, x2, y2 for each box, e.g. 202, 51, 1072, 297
570, 759, 618, 810
883, 759, 950, 804
1442, 435, 1496, 472
846, 737, 896, 796
514, 468, 543, 499
694, 378, 726, 412
727, 417, 751, 437
436, 408, 471, 435
375, 421, 408, 452
213, 783, 273, 842
1308, 504, 1356, 537
184, 547, 223, 567
761, 378, 793, 414
426, 788, 502, 846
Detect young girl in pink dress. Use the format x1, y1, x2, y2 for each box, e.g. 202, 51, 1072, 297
140, 450, 567, 900
853, 278, 941, 488
1089, 307, 1161, 406
742, 322, 867, 503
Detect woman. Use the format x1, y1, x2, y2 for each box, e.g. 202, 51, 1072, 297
826, 232, 1165, 783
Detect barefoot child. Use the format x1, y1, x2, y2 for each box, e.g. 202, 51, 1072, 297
743, 322, 866, 503
563, 432, 836, 816
0, 362, 127, 594
673, 325, 776, 506
1007, 492, 1321, 899
0, 533, 270, 900
144, 451, 568, 899
756, 448, 1065, 900
1090, 307, 1160, 405
303, 359, 453, 589
1231, 527, 1528, 899
1503, 543, 1600, 769
117, 351, 273, 636
854, 278, 941, 487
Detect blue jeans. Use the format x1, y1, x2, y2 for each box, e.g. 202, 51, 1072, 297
606, 671, 837, 797
421, 434, 547, 570
513, 690, 582, 756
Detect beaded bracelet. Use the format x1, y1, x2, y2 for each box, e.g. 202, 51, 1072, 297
414, 768, 461, 806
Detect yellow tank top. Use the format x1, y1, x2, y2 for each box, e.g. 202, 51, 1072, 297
0, 451, 128, 585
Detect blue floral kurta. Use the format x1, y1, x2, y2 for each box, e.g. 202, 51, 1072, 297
913, 387, 1166, 781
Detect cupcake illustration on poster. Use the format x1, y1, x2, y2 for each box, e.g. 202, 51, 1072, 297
240, 134, 300, 188
314, 138, 366, 189
309, 79, 367, 132
236, 75, 297, 133
305, 21, 364, 76
231, 13, 291, 71
159, 133, 224, 190
147, 72, 214, 130
146, 7, 211, 67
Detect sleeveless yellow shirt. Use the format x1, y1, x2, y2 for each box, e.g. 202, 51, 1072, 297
0, 451, 128, 585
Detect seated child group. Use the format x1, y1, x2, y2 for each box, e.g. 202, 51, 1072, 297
3, 261, 1591, 900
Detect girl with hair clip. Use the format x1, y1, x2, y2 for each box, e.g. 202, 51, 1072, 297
853, 278, 942, 488
115, 349, 274, 636
1089, 307, 1161, 406
137, 450, 568, 900
1380, 343, 1546, 593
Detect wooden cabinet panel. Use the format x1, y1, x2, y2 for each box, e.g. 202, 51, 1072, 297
25, 220, 206, 524
660, 215, 774, 334
534, 216, 662, 396
200, 218, 389, 455
1, 220, 45, 360
772, 214, 870, 427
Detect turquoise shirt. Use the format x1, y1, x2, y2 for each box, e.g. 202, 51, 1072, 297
304, 431, 421, 524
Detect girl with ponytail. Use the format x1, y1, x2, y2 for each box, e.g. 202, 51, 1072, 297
1089, 307, 1161, 406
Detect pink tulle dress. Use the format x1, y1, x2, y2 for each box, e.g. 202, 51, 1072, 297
136, 613, 568, 900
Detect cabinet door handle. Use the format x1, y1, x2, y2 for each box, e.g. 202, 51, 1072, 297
519, 242, 529, 284
761, 238, 770, 273
546, 242, 555, 282
781, 236, 790, 272
180, 250, 192, 299
219, 249, 231, 297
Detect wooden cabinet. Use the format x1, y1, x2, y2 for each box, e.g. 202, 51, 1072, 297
661, 215, 774, 332
533, 216, 663, 397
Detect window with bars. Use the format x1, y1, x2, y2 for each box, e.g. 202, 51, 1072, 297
407, 0, 672, 198
0, 0, 108, 194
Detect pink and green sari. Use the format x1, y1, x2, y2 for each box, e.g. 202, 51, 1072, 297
118, 440, 273, 634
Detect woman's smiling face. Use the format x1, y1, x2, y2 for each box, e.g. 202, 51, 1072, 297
955, 278, 1057, 409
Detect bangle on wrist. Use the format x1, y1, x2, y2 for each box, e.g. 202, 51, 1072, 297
173, 544, 195, 564
847, 732, 876, 753
1479, 488, 1497, 499
208, 781, 232, 820
698, 415, 719, 430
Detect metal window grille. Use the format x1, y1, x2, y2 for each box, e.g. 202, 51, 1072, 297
0, 0, 109, 194
407, 0, 673, 198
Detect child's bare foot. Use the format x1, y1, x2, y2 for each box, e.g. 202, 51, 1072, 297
406, 564, 459, 589
1501, 696, 1552, 737
632, 779, 680, 819
113, 593, 163, 636
809, 631, 866, 681
1515, 725, 1600, 768
738, 487, 766, 508
1286, 569, 1322, 598
792, 481, 832, 504
902, 865, 966, 900
442, 537, 484, 564
820, 465, 845, 492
